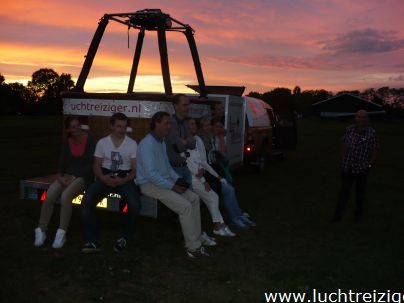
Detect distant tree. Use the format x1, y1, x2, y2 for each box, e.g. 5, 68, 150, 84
0, 73, 5, 85
27, 68, 74, 114
261, 88, 293, 115
58, 73, 74, 92
246, 91, 262, 99
293, 86, 301, 96
28, 68, 60, 101
0, 79, 34, 114
336, 90, 360, 96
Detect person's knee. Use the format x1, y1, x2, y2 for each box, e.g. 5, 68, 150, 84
80, 193, 95, 216
179, 202, 192, 216
60, 192, 74, 206
188, 191, 200, 205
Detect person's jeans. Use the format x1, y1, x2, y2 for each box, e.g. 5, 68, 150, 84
173, 166, 192, 187
333, 169, 369, 220
81, 179, 140, 243
221, 182, 244, 221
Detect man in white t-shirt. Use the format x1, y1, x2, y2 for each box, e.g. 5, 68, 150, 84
81, 113, 140, 253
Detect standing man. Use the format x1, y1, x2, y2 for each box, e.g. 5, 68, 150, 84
331, 110, 379, 222
137, 111, 210, 258
211, 102, 225, 124
81, 113, 140, 253
165, 94, 195, 185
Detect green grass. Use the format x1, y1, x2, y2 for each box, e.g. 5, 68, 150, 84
0, 116, 403, 302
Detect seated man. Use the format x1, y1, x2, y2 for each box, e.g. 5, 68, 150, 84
136, 111, 210, 258
81, 113, 140, 253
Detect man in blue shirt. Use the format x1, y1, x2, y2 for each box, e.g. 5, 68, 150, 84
137, 111, 209, 258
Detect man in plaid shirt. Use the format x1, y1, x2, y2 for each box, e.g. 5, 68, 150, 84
332, 110, 379, 222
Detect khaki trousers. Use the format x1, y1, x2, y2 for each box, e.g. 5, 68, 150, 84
38, 178, 85, 232
140, 182, 202, 250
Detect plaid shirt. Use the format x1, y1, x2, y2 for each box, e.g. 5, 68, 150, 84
341, 125, 379, 173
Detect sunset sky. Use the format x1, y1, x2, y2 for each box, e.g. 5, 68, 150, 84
1, 0, 404, 94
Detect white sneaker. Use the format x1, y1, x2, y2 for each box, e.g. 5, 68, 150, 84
52, 228, 66, 249
201, 232, 217, 246
34, 227, 46, 247
223, 226, 236, 237
213, 226, 236, 237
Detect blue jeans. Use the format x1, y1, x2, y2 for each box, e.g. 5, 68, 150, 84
81, 179, 140, 243
221, 182, 243, 221
173, 166, 192, 187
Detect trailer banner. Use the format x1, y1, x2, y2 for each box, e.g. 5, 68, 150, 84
63, 98, 210, 118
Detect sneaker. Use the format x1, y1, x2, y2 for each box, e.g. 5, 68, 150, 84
201, 232, 217, 247
52, 228, 66, 249
230, 217, 249, 230
186, 246, 210, 258
81, 242, 101, 253
240, 215, 257, 227
214, 226, 236, 237
34, 227, 46, 247
113, 237, 127, 253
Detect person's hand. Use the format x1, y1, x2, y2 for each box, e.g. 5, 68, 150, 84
172, 184, 187, 194
196, 168, 205, 178
113, 177, 126, 186
204, 182, 211, 192
56, 175, 68, 187
63, 175, 75, 187
220, 178, 228, 185
101, 175, 118, 187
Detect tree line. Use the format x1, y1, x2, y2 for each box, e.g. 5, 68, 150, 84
0, 68, 74, 115
247, 86, 404, 117
1, 68, 404, 117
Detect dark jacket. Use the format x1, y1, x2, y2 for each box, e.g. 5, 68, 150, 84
165, 114, 196, 165
58, 134, 96, 186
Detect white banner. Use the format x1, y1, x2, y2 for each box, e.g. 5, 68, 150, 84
63, 98, 173, 118
63, 98, 211, 118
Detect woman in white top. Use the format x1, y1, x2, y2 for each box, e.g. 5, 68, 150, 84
185, 118, 235, 237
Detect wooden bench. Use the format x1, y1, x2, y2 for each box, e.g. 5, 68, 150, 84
20, 175, 159, 218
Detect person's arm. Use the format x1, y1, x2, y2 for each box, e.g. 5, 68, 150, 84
114, 158, 136, 186
184, 127, 196, 150
196, 136, 220, 178
141, 142, 177, 190
76, 134, 96, 178
93, 156, 117, 187
370, 132, 379, 166
58, 141, 68, 176
57, 141, 71, 186
166, 119, 196, 153
340, 129, 349, 161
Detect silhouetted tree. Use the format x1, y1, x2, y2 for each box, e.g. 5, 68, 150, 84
27, 68, 74, 114
246, 91, 262, 99
293, 86, 301, 96
336, 90, 360, 96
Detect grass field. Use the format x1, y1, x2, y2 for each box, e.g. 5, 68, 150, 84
0, 116, 403, 303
